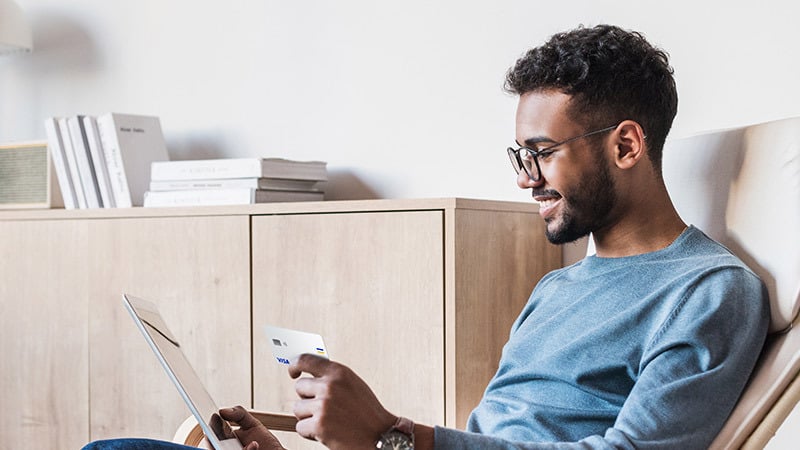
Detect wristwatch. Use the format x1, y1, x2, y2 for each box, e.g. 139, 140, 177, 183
375, 416, 415, 449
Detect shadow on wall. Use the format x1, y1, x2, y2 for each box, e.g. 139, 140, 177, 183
4, 11, 103, 134
165, 133, 228, 161
324, 170, 381, 200
25, 12, 102, 73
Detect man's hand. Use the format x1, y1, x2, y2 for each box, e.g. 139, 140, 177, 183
289, 354, 397, 450
219, 405, 286, 450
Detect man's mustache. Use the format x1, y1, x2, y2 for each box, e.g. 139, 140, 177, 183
532, 189, 561, 198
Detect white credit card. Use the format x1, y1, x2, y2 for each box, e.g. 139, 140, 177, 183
264, 325, 329, 365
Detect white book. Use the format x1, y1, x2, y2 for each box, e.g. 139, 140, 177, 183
148, 177, 322, 192
67, 115, 102, 208
57, 117, 87, 208
143, 188, 324, 208
96, 113, 169, 207
150, 158, 327, 182
82, 116, 115, 208
44, 117, 77, 209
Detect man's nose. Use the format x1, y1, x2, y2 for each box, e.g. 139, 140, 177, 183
517, 171, 543, 189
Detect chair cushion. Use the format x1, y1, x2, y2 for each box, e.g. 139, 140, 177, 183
662, 117, 800, 332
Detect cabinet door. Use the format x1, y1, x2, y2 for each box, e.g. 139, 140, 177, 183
252, 211, 445, 449
0, 220, 90, 450
87, 216, 251, 441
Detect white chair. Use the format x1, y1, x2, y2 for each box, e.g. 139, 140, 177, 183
660, 118, 800, 449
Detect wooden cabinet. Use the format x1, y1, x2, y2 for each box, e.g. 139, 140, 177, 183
0, 199, 560, 449
252, 201, 559, 448
0, 215, 251, 450
0, 220, 90, 449
252, 210, 446, 449
86, 216, 251, 441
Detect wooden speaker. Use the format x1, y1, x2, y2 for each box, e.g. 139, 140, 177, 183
0, 141, 63, 209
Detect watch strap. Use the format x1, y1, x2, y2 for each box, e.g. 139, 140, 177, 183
392, 416, 415, 437
376, 416, 415, 448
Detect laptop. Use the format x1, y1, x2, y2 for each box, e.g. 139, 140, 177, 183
122, 293, 243, 450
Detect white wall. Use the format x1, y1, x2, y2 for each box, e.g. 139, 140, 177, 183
4, 0, 799, 202
2, 0, 798, 446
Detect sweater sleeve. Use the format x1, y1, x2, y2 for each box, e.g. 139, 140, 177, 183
433, 267, 769, 450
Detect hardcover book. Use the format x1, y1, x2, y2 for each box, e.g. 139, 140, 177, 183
96, 113, 169, 207
57, 117, 87, 208
82, 115, 115, 208
143, 188, 324, 207
44, 118, 77, 209
150, 158, 327, 182
67, 115, 102, 208
148, 177, 322, 192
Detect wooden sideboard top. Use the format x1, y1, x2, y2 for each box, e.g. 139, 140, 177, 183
0, 197, 539, 221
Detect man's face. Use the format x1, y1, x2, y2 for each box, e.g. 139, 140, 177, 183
515, 91, 617, 244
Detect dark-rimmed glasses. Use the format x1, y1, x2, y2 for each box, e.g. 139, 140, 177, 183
507, 124, 618, 182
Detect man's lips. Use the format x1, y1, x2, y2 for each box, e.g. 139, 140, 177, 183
533, 191, 562, 218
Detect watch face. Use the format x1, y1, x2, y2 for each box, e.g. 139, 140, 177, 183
377, 430, 414, 449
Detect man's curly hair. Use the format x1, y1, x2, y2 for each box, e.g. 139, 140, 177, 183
505, 25, 678, 171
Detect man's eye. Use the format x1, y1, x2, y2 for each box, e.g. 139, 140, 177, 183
520, 150, 536, 162
538, 149, 556, 159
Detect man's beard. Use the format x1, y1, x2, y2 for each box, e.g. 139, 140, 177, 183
543, 161, 617, 245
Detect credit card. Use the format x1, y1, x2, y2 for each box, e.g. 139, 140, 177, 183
264, 325, 329, 365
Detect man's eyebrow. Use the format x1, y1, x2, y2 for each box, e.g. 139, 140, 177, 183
521, 136, 555, 147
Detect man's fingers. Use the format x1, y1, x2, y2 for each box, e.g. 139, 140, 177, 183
294, 375, 326, 399
292, 397, 319, 420
219, 405, 263, 430
209, 412, 235, 440
288, 353, 331, 379
294, 416, 318, 442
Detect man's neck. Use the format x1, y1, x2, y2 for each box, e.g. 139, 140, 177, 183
593, 218, 687, 258
592, 187, 687, 258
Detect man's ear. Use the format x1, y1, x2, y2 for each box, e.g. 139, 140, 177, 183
613, 120, 647, 170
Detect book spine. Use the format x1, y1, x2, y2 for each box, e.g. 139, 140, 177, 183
68, 116, 102, 208
57, 117, 88, 208
82, 116, 115, 208
150, 159, 328, 182
44, 117, 77, 209
150, 159, 262, 181
143, 188, 255, 207
149, 178, 262, 191
148, 178, 321, 191
96, 115, 133, 208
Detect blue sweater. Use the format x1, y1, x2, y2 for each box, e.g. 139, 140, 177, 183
435, 226, 769, 449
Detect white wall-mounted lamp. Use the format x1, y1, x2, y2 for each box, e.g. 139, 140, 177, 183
0, 0, 33, 55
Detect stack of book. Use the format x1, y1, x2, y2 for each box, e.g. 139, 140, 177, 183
143, 158, 327, 207
44, 113, 169, 209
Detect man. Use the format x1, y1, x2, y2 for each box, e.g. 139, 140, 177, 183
84, 24, 769, 450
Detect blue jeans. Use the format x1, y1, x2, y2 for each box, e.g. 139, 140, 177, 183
82, 439, 197, 450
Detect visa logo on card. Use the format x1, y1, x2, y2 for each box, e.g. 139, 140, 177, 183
265, 325, 329, 365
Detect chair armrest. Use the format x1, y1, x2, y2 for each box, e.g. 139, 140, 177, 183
173, 410, 298, 447
250, 411, 298, 432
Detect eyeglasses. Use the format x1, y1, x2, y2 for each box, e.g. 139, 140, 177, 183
507, 124, 618, 182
